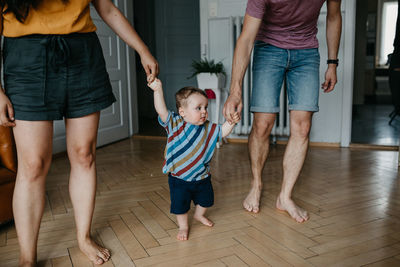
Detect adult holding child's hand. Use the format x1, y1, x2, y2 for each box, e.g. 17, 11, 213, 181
223, 92, 243, 124
1, 0, 159, 265
222, 0, 342, 223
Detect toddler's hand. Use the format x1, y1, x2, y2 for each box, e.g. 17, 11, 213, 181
147, 74, 155, 83
147, 77, 162, 91
230, 112, 240, 124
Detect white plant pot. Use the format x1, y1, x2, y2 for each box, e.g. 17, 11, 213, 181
196, 73, 225, 89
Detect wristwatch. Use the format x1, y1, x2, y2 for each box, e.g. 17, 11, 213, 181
327, 59, 339, 66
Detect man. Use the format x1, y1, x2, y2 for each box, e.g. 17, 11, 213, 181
223, 0, 342, 223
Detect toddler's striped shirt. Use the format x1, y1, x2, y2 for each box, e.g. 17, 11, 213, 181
158, 111, 222, 181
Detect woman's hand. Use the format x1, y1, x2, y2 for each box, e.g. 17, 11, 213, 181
141, 51, 159, 83
0, 91, 15, 127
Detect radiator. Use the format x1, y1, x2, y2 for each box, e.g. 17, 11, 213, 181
229, 16, 290, 137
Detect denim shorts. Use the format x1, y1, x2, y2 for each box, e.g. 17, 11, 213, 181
250, 41, 320, 113
3, 32, 116, 121
168, 174, 214, 215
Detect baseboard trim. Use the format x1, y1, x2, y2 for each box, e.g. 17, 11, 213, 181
132, 135, 166, 141
349, 143, 399, 151
226, 138, 341, 148
132, 135, 399, 151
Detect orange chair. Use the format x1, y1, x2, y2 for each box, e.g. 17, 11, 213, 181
0, 126, 17, 224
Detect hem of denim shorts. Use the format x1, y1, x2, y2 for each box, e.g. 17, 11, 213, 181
66, 98, 116, 119
13, 111, 63, 121
250, 106, 280, 113
288, 105, 319, 112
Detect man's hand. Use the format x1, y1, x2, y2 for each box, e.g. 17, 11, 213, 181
223, 93, 243, 124
0, 91, 15, 127
321, 65, 337, 93
147, 76, 162, 92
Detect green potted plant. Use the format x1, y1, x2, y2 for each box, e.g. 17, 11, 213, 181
189, 58, 226, 89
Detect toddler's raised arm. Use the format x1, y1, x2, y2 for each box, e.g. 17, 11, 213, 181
147, 76, 169, 122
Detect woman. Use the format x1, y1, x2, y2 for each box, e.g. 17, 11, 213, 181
0, 0, 158, 266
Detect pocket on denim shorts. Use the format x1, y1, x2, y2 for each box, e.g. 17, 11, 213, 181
3, 37, 46, 107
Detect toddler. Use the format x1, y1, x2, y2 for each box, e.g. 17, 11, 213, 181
147, 76, 239, 240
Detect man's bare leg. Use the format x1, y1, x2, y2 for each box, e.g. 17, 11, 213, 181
244, 113, 276, 213
276, 110, 312, 223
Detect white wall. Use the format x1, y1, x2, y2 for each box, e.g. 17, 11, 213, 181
200, 0, 356, 146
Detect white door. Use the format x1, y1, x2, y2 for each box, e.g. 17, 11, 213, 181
53, 1, 132, 153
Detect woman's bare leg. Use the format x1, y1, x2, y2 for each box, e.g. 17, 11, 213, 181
12, 120, 53, 266
65, 112, 110, 265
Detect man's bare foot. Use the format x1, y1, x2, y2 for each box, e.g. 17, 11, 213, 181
78, 237, 111, 265
193, 214, 214, 227
276, 196, 309, 223
177, 228, 189, 241
243, 185, 262, 213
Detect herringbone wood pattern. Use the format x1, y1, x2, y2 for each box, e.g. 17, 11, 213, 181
0, 137, 399, 266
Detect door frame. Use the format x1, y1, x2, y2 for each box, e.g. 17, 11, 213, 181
341, 0, 356, 147
125, 0, 139, 136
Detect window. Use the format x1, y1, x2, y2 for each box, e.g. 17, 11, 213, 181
378, 0, 398, 66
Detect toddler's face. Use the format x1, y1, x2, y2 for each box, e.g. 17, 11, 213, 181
179, 94, 208, 125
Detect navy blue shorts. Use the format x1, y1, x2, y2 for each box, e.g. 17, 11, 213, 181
168, 174, 214, 215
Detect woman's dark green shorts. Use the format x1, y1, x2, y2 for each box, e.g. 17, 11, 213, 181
3, 32, 116, 121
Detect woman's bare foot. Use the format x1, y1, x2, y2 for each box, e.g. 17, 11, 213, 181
243, 184, 262, 213
78, 237, 111, 265
177, 227, 189, 241
276, 195, 309, 223
193, 214, 214, 227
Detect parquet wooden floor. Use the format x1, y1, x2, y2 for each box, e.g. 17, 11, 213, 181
1, 137, 399, 266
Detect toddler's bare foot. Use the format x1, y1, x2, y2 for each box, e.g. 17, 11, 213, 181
177, 227, 189, 241
193, 214, 214, 227
243, 184, 262, 213
276, 196, 309, 223
78, 237, 110, 265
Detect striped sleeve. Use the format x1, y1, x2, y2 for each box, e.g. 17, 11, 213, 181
158, 111, 173, 134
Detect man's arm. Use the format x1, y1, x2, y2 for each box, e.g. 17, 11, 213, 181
92, 0, 159, 80
322, 0, 342, 93
223, 14, 262, 123
147, 78, 169, 123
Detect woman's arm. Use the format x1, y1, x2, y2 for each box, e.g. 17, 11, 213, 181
92, 0, 159, 79
0, 15, 16, 127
